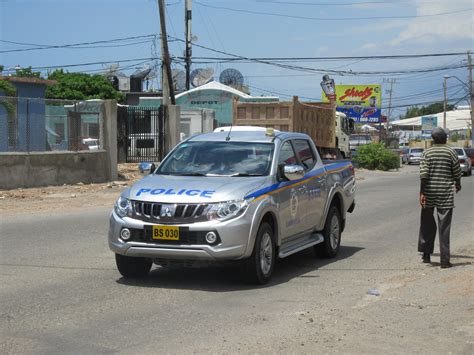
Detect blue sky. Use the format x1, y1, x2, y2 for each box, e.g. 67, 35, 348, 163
1, 0, 472, 118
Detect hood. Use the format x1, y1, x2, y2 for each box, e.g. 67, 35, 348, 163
126, 174, 270, 203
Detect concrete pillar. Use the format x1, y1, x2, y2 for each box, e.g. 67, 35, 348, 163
103, 100, 118, 181
166, 105, 181, 155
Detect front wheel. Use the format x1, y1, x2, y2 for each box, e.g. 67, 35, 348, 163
115, 254, 152, 278
315, 206, 342, 258
241, 222, 276, 285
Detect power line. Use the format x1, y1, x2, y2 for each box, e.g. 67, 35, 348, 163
389, 84, 464, 103
0, 34, 157, 54
190, 52, 466, 62
247, 83, 319, 101
252, 0, 443, 6
29, 57, 159, 70
383, 95, 469, 109
195, 1, 471, 21
168, 37, 468, 75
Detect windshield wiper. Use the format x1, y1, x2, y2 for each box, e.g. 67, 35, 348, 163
171, 172, 207, 176
230, 173, 265, 177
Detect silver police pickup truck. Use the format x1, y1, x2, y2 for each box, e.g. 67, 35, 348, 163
109, 127, 356, 284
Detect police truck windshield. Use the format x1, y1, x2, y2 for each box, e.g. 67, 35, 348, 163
157, 141, 274, 176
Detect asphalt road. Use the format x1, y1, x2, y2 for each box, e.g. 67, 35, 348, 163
1, 165, 473, 354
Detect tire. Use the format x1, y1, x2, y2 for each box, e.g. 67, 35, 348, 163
115, 253, 152, 278
241, 222, 276, 285
315, 206, 342, 258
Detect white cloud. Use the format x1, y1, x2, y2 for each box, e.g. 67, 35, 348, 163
316, 46, 329, 54
389, 0, 473, 46
361, 43, 377, 50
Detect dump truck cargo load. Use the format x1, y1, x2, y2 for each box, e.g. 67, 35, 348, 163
232, 96, 336, 149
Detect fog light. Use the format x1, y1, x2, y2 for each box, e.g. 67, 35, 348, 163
120, 228, 131, 241
205, 232, 217, 244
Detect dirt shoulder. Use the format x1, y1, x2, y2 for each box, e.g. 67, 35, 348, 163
0, 164, 141, 217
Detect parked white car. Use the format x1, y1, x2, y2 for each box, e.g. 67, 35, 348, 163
82, 138, 99, 150
402, 147, 424, 165
453, 147, 472, 176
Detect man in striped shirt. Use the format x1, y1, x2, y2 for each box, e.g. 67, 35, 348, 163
418, 127, 462, 268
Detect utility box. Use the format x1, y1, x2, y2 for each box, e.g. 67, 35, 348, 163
180, 108, 215, 141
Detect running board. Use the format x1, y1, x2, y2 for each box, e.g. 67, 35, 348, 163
278, 233, 324, 258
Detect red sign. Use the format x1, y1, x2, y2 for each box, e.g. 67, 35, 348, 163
339, 87, 374, 101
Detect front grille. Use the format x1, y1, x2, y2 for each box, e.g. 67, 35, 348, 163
131, 201, 209, 224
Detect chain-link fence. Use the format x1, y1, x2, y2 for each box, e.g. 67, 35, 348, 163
0, 96, 104, 153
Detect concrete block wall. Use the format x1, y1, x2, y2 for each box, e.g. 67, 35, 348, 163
0, 151, 108, 189
0, 99, 118, 189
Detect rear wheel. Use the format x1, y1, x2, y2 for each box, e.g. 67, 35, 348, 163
315, 206, 342, 258
115, 254, 152, 278
241, 222, 276, 285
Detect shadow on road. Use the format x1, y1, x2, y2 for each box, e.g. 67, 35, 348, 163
116, 245, 364, 292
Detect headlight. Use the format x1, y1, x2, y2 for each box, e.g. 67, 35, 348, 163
206, 200, 249, 221
114, 196, 132, 218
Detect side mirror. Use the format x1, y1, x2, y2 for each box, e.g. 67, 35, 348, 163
138, 162, 156, 175
283, 164, 305, 181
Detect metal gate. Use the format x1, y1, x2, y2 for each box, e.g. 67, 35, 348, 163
117, 106, 166, 163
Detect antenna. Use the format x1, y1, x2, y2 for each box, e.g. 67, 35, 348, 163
226, 124, 233, 141
190, 68, 214, 87
219, 68, 244, 87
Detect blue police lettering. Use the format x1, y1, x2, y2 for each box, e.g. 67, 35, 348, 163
151, 188, 165, 195
136, 188, 216, 198
136, 188, 151, 196
185, 190, 200, 196
200, 190, 215, 198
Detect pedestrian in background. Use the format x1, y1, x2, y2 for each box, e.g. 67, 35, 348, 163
418, 127, 462, 268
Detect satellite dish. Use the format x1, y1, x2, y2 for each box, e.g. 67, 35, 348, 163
219, 68, 244, 87
131, 65, 153, 79
172, 69, 186, 91
190, 68, 214, 87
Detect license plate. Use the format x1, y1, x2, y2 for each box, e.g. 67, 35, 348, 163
152, 225, 180, 241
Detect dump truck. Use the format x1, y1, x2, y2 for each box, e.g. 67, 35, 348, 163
232, 96, 354, 158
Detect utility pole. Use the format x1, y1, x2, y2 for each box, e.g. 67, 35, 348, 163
468, 51, 473, 147
158, 0, 175, 105
443, 76, 447, 129
158, 0, 179, 157
185, 0, 192, 90
383, 78, 396, 141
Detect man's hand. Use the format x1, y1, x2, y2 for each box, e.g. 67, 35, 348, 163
420, 193, 426, 208
455, 179, 461, 193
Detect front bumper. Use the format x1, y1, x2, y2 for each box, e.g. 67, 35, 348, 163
108, 210, 253, 261
460, 163, 471, 173
408, 157, 421, 164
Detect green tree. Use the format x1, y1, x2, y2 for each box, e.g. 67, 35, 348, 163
402, 102, 454, 119
45, 69, 124, 102
13, 66, 42, 78
354, 143, 400, 171
450, 132, 459, 142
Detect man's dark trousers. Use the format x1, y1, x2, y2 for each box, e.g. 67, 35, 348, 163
418, 207, 453, 263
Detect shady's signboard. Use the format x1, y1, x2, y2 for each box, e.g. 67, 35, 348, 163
322, 84, 382, 123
